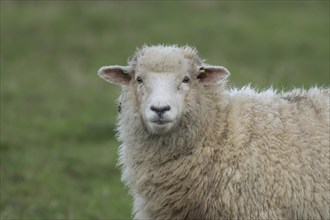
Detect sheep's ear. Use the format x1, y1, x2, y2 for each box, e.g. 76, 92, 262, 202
98, 65, 131, 85
197, 66, 230, 85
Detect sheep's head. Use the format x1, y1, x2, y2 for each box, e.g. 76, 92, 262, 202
99, 45, 229, 135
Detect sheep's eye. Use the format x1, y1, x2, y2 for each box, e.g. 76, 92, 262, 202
136, 76, 143, 84
182, 76, 190, 83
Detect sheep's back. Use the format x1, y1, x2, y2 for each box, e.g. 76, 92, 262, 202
224, 87, 330, 219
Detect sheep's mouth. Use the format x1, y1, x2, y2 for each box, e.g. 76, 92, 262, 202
150, 119, 172, 125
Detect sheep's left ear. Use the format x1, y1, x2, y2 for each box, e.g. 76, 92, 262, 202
98, 65, 132, 85
197, 66, 230, 85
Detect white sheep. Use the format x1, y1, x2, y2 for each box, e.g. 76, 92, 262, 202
98, 45, 330, 220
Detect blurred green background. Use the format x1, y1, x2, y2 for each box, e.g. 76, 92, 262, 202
1, 1, 329, 219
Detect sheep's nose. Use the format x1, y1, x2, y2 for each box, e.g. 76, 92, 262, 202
150, 105, 171, 116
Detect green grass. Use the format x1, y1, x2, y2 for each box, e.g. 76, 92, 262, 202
1, 1, 329, 219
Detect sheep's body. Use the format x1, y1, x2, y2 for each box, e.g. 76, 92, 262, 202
99, 45, 330, 219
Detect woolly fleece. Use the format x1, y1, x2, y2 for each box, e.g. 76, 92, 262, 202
103, 45, 330, 219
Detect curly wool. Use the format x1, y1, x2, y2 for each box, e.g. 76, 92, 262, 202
113, 45, 330, 219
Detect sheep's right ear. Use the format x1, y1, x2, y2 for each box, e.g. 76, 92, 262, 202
98, 65, 132, 85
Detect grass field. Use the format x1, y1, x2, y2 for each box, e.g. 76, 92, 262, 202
1, 1, 329, 219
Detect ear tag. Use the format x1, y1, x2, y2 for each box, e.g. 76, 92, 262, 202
198, 68, 207, 79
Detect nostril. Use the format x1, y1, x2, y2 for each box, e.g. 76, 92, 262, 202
150, 105, 171, 115
163, 105, 171, 112
150, 106, 158, 113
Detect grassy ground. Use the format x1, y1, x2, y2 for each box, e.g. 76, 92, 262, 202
1, 1, 329, 219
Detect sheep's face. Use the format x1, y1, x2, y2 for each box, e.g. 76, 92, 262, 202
134, 71, 190, 135
98, 46, 229, 135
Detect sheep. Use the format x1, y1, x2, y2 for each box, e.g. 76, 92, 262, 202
98, 45, 330, 220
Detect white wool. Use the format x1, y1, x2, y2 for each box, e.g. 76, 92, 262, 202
99, 45, 330, 220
